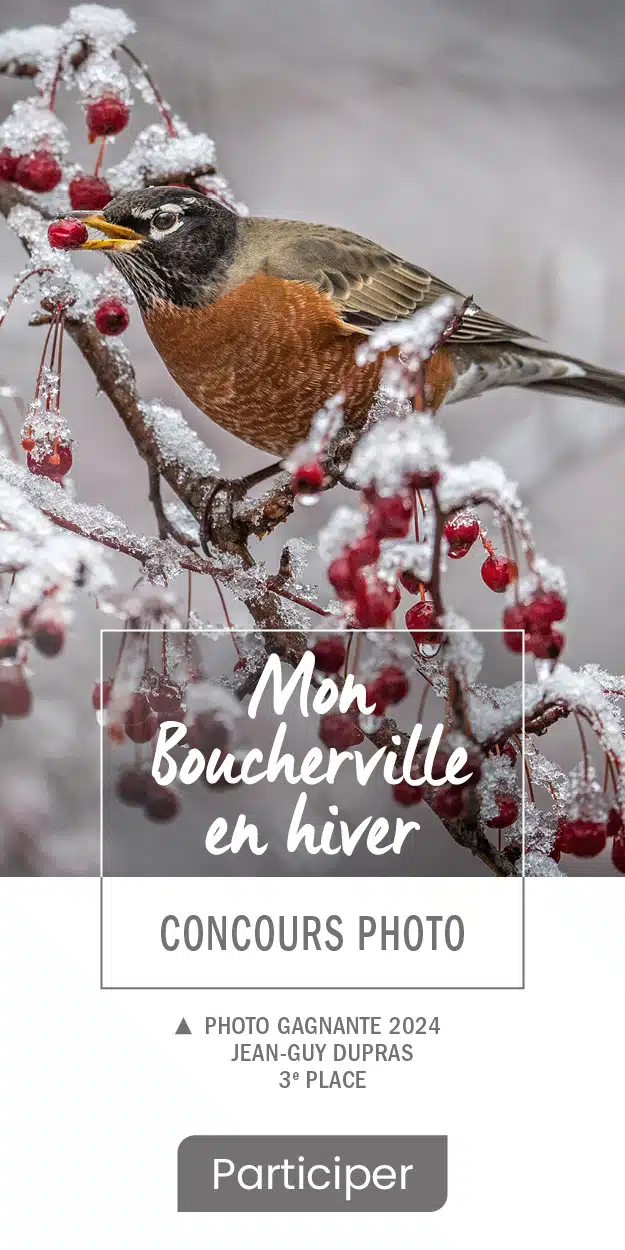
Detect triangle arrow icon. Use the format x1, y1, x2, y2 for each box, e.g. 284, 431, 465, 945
175, 1017, 192, 1035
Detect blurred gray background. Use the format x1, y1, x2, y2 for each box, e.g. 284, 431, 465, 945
1, 0, 624, 874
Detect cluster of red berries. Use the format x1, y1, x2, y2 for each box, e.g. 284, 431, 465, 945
0, 609, 66, 722
0, 146, 63, 193
502, 589, 566, 659
327, 489, 420, 627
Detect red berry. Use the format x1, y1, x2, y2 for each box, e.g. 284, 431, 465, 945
405, 600, 441, 646
390, 585, 401, 611
368, 493, 412, 539
92, 679, 113, 711
327, 556, 364, 601
0, 147, 18, 181
400, 569, 422, 596
33, 618, 65, 657
187, 709, 231, 755
116, 766, 150, 806
125, 693, 158, 744
556, 817, 607, 858
444, 513, 479, 558
0, 668, 31, 718
144, 779, 181, 822
148, 682, 184, 722
0, 632, 19, 661
48, 218, 89, 250
292, 461, 324, 495
375, 665, 409, 705
27, 445, 73, 482
353, 583, 395, 628
485, 793, 519, 829
15, 150, 62, 193
69, 174, 112, 210
319, 712, 364, 749
525, 591, 566, 629
607, 807, 624, 839
94, 298, 129, 336
86, 95, 130, 139
612, 837, 625, 873
434, 784, 467, 820
348, 533, 380, 569
481, 554, 515, 593
312, 637, 346, 674
364, 681, 388, 716
392, 778, 423, 806
529, 628, 564, 661
502, 604, 527, 653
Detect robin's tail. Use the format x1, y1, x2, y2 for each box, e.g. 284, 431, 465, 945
525, 349, 625, 407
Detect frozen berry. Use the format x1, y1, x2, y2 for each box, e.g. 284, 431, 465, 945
353, 583, 395, 628
348, 534, 380, 569
525, 591, 566, 629
368, 492, 412, 539
485, 793, 519, 829
502, 604, 527, 653
481, 554, 515, 593
69, 174, 112, 210
125, 693, 158, 744
27, 445, 73, 482
15, 150, 62, 193
530, 628, 564, 661
48, 218, 89, 250
405, 600, 441, 646
612, 837, 625, 873
444, 513, 479, 559
0, 668, 31, 718
400, 569, 422, 596
92, 679, 113, 711
94, 298, 129, 335
86, 95, 130, 139
434, 784, 466, 820
392, 778, 423, 806
327, 556, 364, 601
33, 618, 65, 657
319, 712, 364, 749
607, 807, 624, 839
144, 780, 181, 822
375, 665, 409, 705
116, 766, 150, 806
148, 682, 184, 722
187, 709, 231, 755
0, 148, 18, 181
292, 461, 324, 495
556, 817, 607, 858
312, 637, 346, 674
0, 631, 19, 661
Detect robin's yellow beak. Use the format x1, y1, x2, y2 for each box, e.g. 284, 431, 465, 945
72, 213, 142, 251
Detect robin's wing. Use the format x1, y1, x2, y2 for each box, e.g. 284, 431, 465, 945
258, 223, 532, 343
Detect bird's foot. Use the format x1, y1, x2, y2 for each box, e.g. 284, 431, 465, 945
200, 462, 283, 559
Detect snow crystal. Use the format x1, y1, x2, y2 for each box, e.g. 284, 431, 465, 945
478, 754, 517, 822
138, 399, 219, 480
523, 850, 564, 878
356, 295, 457, 365
317, 505, 366, 565
442, 613, 484, 689
0, 25, 61, 93
346, 412, 449, 496
0, 97, 69, 159
284, 393, 345, 471
61, 5, 136, 52
75, 50, 131, 104
107, 122, 216, 192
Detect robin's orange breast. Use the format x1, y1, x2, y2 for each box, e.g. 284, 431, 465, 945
142, 274, 388, 456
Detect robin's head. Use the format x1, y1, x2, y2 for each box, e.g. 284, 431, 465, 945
74, 186, 238, 309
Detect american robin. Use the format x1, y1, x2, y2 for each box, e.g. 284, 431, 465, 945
73, 184, 625, 462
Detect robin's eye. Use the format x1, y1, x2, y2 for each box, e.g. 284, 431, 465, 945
151, 208, 181, 234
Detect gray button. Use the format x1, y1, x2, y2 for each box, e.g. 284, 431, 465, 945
178, 1135, 447, 1212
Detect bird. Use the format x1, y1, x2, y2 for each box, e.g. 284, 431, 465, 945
73, 185, 625, 462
